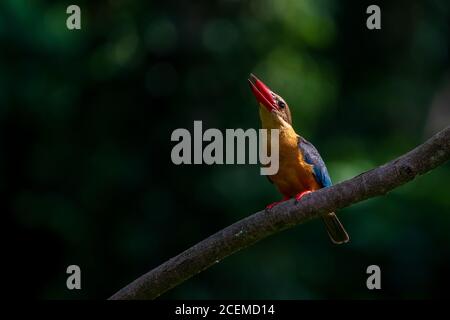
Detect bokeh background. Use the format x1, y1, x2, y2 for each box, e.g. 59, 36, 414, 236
1, 0, 449, 299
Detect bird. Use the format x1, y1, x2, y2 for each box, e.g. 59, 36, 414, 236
248, 74, 349, 244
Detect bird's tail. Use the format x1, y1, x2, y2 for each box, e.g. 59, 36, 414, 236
322, 212, 349, 244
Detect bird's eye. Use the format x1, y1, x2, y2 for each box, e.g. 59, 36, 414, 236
278, 101, 286, 109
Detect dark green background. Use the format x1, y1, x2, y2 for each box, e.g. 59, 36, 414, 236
1, 0, 449, 299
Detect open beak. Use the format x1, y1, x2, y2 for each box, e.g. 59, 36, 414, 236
248, 74, 277, 112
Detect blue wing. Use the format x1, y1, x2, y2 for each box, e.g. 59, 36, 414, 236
298, 136, 332, 188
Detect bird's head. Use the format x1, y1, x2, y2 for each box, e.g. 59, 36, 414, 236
248, 73, 292, 129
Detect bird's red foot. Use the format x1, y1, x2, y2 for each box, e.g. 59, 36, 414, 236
294, 190, 313, 204
265, 196, 290, 211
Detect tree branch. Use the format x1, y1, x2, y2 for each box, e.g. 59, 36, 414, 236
109, 126, 450, 300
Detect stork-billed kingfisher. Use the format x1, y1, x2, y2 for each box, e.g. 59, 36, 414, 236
248, 74, 349, 244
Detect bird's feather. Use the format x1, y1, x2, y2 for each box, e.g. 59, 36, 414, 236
297, 136, 332, 188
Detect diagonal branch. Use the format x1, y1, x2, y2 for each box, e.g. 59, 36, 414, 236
109, 126, 450, 300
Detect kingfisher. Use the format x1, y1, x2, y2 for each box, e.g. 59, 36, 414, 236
248, 74, 349, 244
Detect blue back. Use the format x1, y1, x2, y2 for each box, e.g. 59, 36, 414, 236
298, 136, 332, 188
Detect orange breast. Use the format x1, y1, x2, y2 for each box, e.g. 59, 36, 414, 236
269, 130, 321, 197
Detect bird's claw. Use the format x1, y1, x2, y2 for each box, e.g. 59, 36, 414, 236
265, 202, 279, 211
265, 197, 290, 211
265, 192, 313, 211
294, 190, 313, 204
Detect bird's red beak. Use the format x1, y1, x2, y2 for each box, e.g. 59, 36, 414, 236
248, 74, 277, 112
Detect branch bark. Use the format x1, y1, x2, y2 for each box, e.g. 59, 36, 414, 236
110, 126, 450, 300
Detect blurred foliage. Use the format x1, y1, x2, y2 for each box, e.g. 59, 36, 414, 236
1, 0, 449, 299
